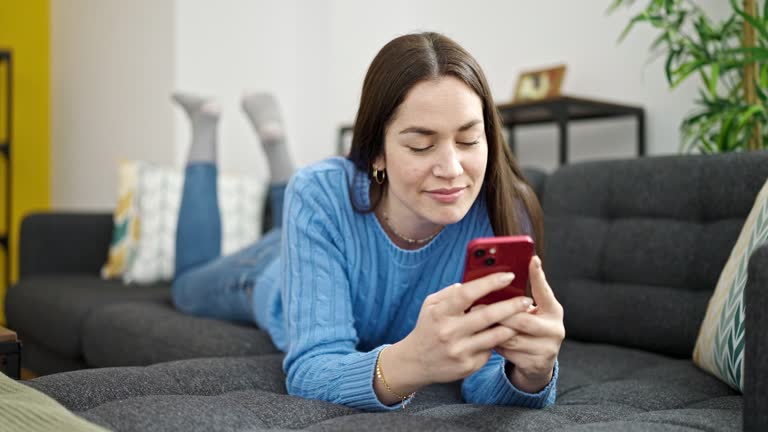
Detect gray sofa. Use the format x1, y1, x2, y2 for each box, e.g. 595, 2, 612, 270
6, 151, 768, 431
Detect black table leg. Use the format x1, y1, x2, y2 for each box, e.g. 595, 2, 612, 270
337, 126, 353, 156
507, 125, 516, 155
0, 341, 21, 380
637, 110, 646, 156
554, 107, 569, 165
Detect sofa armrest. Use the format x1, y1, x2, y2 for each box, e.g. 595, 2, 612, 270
745, 240, 768, 432
19, 212, 114, 278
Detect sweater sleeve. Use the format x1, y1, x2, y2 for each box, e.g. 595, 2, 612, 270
280, 171, 411, 412
461, 350, 558, 408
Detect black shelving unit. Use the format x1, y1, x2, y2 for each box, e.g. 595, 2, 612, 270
0, 50, 12, 286
497, 96, 645, 166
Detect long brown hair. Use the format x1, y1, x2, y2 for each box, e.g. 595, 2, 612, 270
346, 32, 544, 255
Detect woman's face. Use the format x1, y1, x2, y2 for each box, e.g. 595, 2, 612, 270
375, 75, 488, 233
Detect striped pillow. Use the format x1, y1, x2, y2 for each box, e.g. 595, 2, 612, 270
101, 160, 268, 284
693, 177, 768, 392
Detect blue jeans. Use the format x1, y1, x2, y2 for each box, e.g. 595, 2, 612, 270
171, 163, 285, 324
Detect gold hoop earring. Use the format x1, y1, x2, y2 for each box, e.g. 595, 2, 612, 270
372, 167, 386, 185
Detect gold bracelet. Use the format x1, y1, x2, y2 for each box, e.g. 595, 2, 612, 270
375, 346, 415, 410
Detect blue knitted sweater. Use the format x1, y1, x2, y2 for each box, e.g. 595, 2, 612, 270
253, 157, 558, 411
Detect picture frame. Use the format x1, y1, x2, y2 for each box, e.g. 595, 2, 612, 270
513, 64, 567, 102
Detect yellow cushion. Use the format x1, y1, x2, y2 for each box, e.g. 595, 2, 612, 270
100, 160, 140, 279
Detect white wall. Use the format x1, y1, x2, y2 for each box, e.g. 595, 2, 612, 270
175, 0, 729, 174
174, 0, 299, 180
51, 0, 175, 210
292, 0, 729, 172
52, 0, 729, 208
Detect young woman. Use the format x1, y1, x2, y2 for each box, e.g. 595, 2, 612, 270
171, 32, 564, 412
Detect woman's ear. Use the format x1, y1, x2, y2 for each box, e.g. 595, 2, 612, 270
373, 154, 386, 171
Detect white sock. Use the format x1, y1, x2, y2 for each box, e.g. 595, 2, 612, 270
172, 92, 220, 164
242, 91, 295, 183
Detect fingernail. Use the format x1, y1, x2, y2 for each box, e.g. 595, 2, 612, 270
521, 297, 533, 307
499, 273, 515, 284
534, 256, 542, 269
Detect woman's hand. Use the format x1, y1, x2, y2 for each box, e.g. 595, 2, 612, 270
391, 272, 535, 389
473, 256, 565, 393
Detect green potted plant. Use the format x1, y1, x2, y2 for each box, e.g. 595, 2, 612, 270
610, 0, 766, 153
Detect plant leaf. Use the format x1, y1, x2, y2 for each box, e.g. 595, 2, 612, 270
736, 105, 765, 133
651, 32, 670, 50
710, 64, 720, 96
606, 0, 626, 15
671, 60, 707, 87
665, 49, 678, 85
763, 0, 768, 27
619, 14, 650, 42
721, 47, 768, 63
716, 111, 737, 151
731, 0, 768, 42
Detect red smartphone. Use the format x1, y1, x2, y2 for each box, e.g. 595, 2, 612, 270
462, 236, 534, 308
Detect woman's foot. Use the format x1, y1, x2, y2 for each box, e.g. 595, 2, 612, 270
172, 92, 221, 164
242, 91, 295, 183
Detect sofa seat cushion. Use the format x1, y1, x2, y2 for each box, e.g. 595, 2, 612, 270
5, 276, 170, 359
81, 301, 279, 367
25, 340, 741, 432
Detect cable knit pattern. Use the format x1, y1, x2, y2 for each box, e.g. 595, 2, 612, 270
253, 157, 557, 411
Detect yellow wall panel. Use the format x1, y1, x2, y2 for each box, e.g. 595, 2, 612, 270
0, 1, 51, 325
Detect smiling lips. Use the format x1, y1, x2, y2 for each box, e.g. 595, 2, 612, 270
426, 187, 467, 203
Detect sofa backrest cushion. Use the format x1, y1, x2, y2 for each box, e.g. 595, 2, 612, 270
542, 150, 768, 357
521, 167, 547, 202
19, 213, 114, 278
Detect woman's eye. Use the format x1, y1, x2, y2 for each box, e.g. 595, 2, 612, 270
458, 139, 481, 146
409, 146, 433, 153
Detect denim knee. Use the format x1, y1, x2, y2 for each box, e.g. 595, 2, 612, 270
171, 274, 202, 315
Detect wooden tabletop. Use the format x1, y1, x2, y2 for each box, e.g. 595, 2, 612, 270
0, 325, 17, 343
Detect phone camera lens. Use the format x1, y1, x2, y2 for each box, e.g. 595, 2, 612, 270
484, 257, 496, 266
474, 249, 486, 258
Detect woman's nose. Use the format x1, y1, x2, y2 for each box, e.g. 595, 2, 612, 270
432, 144, 464, 178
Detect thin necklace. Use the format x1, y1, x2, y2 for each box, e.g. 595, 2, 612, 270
381, 211, 443, 244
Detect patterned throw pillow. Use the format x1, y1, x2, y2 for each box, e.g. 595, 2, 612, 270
101, 161, 141, 279
693, 177, 768, 392
102, 160, 268, 285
